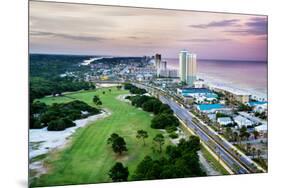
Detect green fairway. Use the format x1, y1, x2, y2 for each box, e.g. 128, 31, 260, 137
32, 87, 171, 187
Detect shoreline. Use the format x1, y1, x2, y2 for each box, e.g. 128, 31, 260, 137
198, 73, 267, 101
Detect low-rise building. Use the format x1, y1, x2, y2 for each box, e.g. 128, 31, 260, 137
177, 88, 218, 104
217, 117, 233, 126
209, 85, 250, 103
194, 80, 204, 88
233, 115, 254, 128
254, 124, 267, 138
253, 104, 268, 113
197, 103, 225, 114
207, 113, 216, 122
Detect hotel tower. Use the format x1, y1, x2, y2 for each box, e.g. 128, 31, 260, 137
179, 50, 197, 86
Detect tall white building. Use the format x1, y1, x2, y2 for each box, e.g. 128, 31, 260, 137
179, 50, 197, 86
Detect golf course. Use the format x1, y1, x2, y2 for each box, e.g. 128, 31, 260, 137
31, 87, 171, 187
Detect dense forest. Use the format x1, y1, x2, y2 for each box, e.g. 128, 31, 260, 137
93, 57, 146, 67
29, 54, 96, 101
29, 54, 92, 78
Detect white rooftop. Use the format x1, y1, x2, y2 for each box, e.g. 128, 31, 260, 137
255, 124, 267, 132
234, 115, 253, 127
217, 117, 232, 122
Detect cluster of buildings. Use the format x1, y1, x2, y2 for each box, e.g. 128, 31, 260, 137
173, 49, 267, 139
178, 88, 218, 103
153, 54, 178, 78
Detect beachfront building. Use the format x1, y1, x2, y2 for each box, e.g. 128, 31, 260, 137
177, 88, 218, 104
233, 115, 254, 128
253, 104, 267, 113
179, 50, 197, 86
217, 117, 233, 126
247, 101, 268, 113
194, 80, 205, 88
209, 86, 250, 103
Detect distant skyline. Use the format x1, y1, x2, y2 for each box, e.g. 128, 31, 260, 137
29, 1, 268, 61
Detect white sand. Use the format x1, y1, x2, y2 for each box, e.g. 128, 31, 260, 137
96, 83, 120, 88
199, 73, 267, 100
116, 94, 134, 103
29, 110, 110, 159
81, 57, 104, 66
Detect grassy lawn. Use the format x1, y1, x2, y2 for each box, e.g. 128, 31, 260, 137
200, 146, 229, 175
32, 87, 170, 187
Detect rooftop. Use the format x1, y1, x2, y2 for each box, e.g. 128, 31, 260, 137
233, 115, 253, 126
197, 104, 224, 111
217, 117, 232, 122
255, 124, 267, 132
181, 88, 212, 94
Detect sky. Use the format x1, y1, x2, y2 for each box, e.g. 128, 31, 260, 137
29, 1, 268, 61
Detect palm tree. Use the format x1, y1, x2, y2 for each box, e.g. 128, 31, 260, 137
252, 147, 256, 159
225, 127, 233, 140
136, 130, 148, 146
246, 143, 251, 154
257, 149, 262, 160
253, 130, 259, 140
233, 132, 239, 142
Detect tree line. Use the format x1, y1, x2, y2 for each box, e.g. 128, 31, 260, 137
126, 95, 179, 133
30, 100, 100, 131
30, 76, 95, 102
124, 83, 147, 95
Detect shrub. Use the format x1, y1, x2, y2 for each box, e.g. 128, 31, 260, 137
125, 96, 131, 100
165, 126, 177, 133
169, 132, 179, 139
151, 114, 179, 129
47, 118, 75, 131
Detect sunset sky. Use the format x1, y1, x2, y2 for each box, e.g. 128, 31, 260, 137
29, 1, 268, 61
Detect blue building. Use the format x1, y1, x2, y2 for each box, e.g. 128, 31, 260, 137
197, 103, 225, 113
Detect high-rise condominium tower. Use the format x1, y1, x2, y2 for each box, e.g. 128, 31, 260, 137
155, 53, 162, 77
179, 50, 197, 86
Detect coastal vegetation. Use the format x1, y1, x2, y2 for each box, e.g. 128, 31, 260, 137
30, 100, 100, 130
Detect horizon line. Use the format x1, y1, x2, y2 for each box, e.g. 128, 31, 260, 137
29, 52, 268, 62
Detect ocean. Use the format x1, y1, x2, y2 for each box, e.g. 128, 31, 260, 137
164, 58, 268, 99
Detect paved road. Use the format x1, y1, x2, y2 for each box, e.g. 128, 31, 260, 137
133, 82, 265, 174
159, 95, 250, 174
